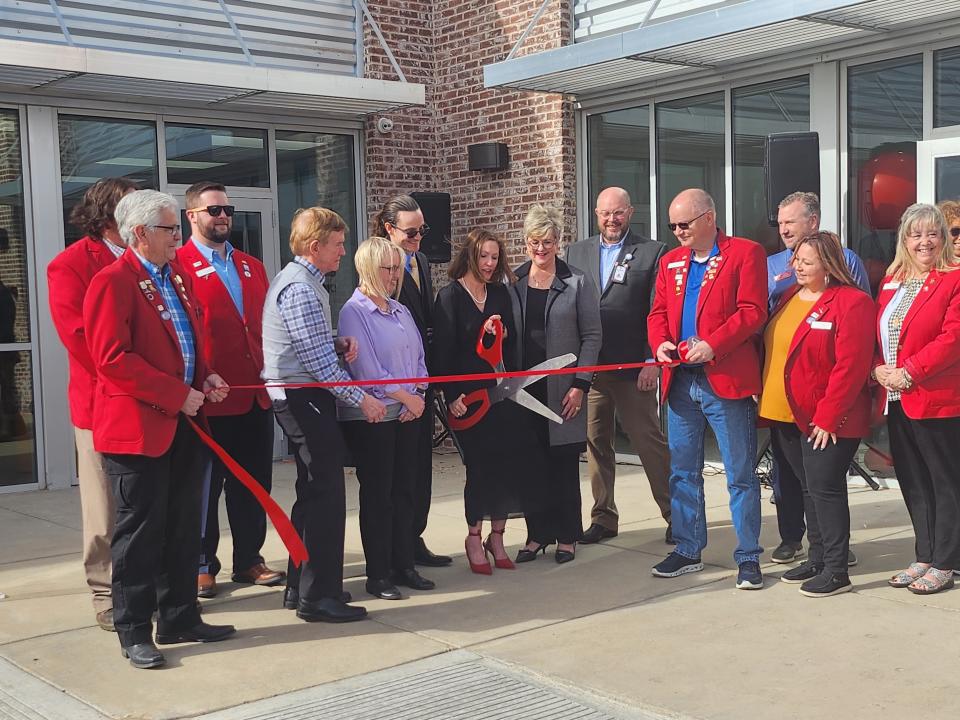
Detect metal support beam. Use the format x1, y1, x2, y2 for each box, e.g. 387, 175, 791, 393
47, 0, 75, 47
506, 0, 552, 61
355, 0, 407, 83
216, 0, 257, 67
799, 15, 884, 32
637, 0, 663, 31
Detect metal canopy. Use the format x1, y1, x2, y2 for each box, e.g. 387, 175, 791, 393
484, 0, 960, 100
0, 39, 424, 120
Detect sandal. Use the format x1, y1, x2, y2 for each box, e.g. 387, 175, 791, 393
888, 562, 931, 588
907, 567, 955, 595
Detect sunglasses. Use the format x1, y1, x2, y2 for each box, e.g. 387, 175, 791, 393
951, 227, 960, 238
668, 210, 709, 232
188, 204, 235, 218
389, 223, 429, 239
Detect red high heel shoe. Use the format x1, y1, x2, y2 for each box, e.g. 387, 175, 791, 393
466, 530, 492, 575
483, 528, 516, 570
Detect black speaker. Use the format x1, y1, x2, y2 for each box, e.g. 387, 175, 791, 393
765, 132, 820, 226
468, 142, 509, 171
412, 191, 451, 263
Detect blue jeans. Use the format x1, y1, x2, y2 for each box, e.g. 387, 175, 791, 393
666, 367, 762, 565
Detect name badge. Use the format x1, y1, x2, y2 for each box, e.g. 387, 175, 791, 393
611, 264, 627, 284
192, 260, 203, 268
667, 260, 685, 269
810, 321, 833, 330
882, 281, 900, 290
774, 270, 793, 282
196, 266, 216, 278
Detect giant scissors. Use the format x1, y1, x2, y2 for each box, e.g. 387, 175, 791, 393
447, 317, 577, 431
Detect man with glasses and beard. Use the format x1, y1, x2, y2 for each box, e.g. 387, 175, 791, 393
178, 181, 284, 600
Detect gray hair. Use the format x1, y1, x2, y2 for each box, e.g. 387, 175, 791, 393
524, 204, 564, 247
779, 191, 820, 219
115, 190, 179, 246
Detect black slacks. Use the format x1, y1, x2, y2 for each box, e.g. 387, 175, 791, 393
342, 416, 420, 580
887, 402, 960, 569
771, 455, 806, 544
525, 444, 584, 546
272, 388, 347, 601
104, 416, 205, 647
411, 390, 435, 541
770, 422, 858, 574
200, 405, 274, 574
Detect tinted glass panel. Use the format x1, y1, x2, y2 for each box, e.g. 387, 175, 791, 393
587, 106, 651, 238
934, 46, 960, 128
165, 124, 269, 188
936, 156, 960, 204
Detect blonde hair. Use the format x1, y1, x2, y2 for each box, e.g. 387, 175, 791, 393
289, 207, 347, 256
886, 203, 956, 280
523, 204, 564, 252
355, 237, 402, 300
939, 199, 960, 226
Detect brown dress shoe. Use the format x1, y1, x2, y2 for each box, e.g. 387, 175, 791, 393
197, 573, 218, 598
231, 563, 285, 586
96, 608, 116, 632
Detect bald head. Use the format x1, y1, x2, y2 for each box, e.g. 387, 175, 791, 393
595, 186, 634, 244
669, 188, 717, 254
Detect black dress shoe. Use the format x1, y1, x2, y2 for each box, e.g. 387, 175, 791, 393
155, 622, 236, 645
414, 539, 453, 567
580, 523, 617, 544
516, 543, 549, 563
365, 578, 403, 600
665, 523, 677, 545
391, 568, 436, 590
297, 597, 368, 623
121, 641, 165, 669
555, 547, 576, 564
283, 586, 351, 609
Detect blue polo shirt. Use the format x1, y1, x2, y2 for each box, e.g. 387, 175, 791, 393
680, 242, 719, 346
767, 246, 871, 308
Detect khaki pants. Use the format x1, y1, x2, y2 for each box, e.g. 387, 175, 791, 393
586, 374, 672, 531
75, 427, 114, 612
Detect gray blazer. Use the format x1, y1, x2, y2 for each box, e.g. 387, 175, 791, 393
564, 229, 666, 380
509, 259, 602, 447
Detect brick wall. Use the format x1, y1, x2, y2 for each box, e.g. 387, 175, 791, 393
362, 0, 575, 280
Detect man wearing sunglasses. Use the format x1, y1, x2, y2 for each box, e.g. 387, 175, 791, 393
647, 188, 768, 590
565, 187, 673, 547
178, 181, 284, 600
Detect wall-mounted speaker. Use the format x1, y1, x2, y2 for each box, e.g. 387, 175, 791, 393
468, 142, 509, 172
765, 132, 820, 226
411, 191, 452, 263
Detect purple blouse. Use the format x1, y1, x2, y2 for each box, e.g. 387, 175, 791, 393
336, 288, 427, 409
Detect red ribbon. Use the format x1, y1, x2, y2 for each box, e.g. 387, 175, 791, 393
185, 416, 309, 568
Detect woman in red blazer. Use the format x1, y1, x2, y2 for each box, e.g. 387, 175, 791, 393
758, 231, 874, 598
874, 203, 960, 595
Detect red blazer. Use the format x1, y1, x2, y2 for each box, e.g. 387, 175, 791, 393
874, 269, 960, 419
648, 230, 768, 401
83, 251, 212, 457
762, 284, 874, 437
47, 236, 118, 430
176, 241, 270, 416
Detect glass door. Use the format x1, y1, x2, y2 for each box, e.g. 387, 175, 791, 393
917, 137, 960, 204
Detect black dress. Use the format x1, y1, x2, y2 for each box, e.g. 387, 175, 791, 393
433, 280, 546, 524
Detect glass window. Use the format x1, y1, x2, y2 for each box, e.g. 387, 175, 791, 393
276, 130, 358, 318
934, 46, 960, 129
58, 115, 159, 245
936, 156, 960, 203
847, 56, 922, 295
656, 92, 726, 246
732, 77, 810, 254
587, 106, 651, 238
165, 124, 269, 188
0, 110, 37, 486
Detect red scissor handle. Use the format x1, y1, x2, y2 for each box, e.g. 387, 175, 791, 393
447, 388, 490, 430
476, 316, 504, 369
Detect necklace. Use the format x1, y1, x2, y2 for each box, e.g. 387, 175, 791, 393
459, 278, 487, 306
530, 271, 555, 289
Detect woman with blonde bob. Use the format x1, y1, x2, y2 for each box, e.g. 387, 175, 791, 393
874, 203, 960, 594
337, 237, 435, 600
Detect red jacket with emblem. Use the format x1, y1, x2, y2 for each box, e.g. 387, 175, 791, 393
762, 284, 874, 437
47, 236, 119, 430
83, 250, 212, 457
176, 241, 270, 416
648, 230, 768, 401
874, 269, 960, 420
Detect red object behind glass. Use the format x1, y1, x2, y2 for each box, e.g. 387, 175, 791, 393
858, 148, 917, 230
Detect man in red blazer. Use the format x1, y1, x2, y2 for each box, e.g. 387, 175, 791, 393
47, 177, 138, 632
178, 181, 283, 599
84, 189, 234, 669
647, 188, 768, 589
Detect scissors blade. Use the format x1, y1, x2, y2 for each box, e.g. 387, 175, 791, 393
511, 388, 565, 424
493, 353, 578, 398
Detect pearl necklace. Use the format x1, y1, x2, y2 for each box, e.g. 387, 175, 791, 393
459, 278, 487, 306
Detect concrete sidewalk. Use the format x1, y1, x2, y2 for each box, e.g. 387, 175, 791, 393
1, 449, 956, 720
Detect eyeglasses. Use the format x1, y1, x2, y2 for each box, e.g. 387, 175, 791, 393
389, 223, 429, 239
380, 264, 402, 274
597, 209, 629, 220
187, 205, 235, 218
527, 238, 557, 249
668, 210, 709, 232
150, 224, 181, 235
951, 227, 960, 238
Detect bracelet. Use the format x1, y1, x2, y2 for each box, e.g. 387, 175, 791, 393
901, 367, 913, 390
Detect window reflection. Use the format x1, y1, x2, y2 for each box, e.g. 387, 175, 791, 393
165, 124, 269, 188
934, 46, 960, 129
587, 107, 651, 237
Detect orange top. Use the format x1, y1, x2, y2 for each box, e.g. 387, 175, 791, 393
759, 294, 815, 423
